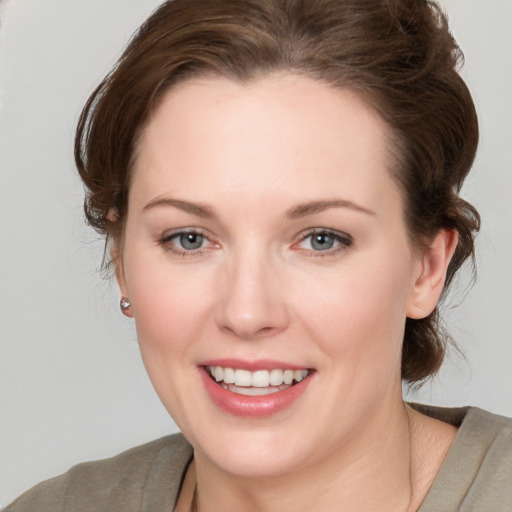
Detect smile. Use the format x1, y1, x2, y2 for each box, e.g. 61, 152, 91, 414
200, 363, 314, 417
206, 366, 310, 396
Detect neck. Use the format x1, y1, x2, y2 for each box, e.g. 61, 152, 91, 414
193, 399, 420, 512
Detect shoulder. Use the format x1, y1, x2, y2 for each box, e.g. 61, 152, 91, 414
452, 407, 512, 481
413, 403, 512, 456
3, 433, 193, 512
415, 405, 512, 512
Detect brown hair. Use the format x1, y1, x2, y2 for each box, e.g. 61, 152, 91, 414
75, 0, 480, 383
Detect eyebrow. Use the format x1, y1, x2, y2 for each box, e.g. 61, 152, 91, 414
142, 197, 375, 219
143, 197, 216, 218
285, 199, 375, 219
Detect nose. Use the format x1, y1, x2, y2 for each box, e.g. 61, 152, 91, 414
215, 248, 289, 340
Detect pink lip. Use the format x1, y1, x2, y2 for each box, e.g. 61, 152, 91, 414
198, 358, 309, 372
199, 365, 314, 418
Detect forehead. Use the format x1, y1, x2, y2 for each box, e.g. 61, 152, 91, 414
130, 73, 401, 217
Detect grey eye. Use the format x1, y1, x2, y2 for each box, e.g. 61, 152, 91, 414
178, 232, 204, 250
310, 233, 336, 251
295, 229, 352, 254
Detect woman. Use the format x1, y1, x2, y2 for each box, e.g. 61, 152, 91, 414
5, 0, 511, 511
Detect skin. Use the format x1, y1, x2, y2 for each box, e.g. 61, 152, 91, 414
116, 73, 458, 511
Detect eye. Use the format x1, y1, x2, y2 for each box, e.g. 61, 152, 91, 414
176, 232, 205, 251
158, 228, 217, 256
294, 229, 352, 255
309, 232, 337, 251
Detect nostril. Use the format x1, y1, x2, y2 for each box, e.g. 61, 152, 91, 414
219, 323, 281, 341
256, 326, 278, 336
215, 270, 290, 340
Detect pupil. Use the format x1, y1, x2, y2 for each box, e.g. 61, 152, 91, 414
312, 233, 334, 251
180, 233, 203, 250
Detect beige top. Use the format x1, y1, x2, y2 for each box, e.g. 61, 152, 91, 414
5, 405, 512, 512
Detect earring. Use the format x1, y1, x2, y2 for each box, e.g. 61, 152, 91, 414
120, 297, 131, 313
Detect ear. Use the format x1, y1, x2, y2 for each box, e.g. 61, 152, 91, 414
107, 209, 128, 293
111, 239, 132, 317
111, 241, 125, 290
406, 229, 459, 319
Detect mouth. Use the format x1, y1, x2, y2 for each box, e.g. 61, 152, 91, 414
205, 365, 312, 396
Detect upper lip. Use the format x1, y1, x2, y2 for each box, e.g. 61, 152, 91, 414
198, 358, 312, 371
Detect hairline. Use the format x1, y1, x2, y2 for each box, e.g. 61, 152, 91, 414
123, 68, 412, 237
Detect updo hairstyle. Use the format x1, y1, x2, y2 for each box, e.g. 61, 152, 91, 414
75, 0, 480, 383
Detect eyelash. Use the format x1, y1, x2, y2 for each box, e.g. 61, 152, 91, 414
158, 228, 216, 257
294, 228, 353, 257
157, 228, 353, 258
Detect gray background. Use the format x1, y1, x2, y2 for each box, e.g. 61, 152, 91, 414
0, 0, 511, 507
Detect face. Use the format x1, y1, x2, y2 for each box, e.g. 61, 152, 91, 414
118, 73, 426, 477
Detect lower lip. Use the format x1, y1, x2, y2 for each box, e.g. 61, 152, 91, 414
199, 367, 313, 417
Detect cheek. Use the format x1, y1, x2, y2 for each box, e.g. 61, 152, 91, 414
297, 252, 412, 365
123, 249, 215, 357
124, 258, 218, 423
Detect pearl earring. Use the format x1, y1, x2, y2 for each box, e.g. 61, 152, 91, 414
120, 297, 131, 312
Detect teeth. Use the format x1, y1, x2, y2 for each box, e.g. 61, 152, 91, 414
207, 366, 309, 388
234, 369, 252, 387
223, 367, 235, 384
269, 369, 284, 386
283, 370, 294, 385
222, 383, 288, 396
251, 370, 270, 387
294, 370, 308, 382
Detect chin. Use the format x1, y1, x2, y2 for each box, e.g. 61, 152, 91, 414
191, 424, 316, 478
205, 448, 306, 479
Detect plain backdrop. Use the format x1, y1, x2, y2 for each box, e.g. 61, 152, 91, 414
0, 0, 511, 507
